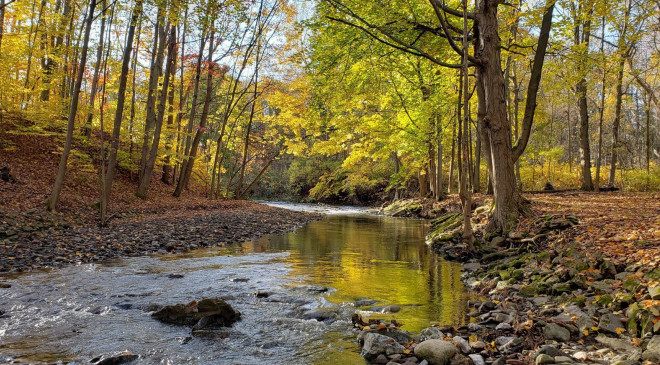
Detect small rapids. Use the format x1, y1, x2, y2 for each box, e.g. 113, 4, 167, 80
0, 204, 471, 364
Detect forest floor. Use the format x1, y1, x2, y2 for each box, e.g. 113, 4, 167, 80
0, 114, 321, 274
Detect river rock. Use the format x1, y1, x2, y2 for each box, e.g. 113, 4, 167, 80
533, 345, 560, 360
544, 323, 570, 342
302, 310, 336, 323
414, 340, 458, 365
90, 351, 138, 365
420, 327, 445, 341
595, 335, 642, 360
468, 354, 485, 365
452, 336, 471, 354
151, 298, 240, 327
642, 336, 660, 362
495, 322, 512, 331
535, 354, 554, 365
361, 333, 405, 360
598, 313, 625, 334
467, 323, 482, 332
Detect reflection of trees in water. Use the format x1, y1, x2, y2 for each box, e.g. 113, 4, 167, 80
240, 215, 470, 330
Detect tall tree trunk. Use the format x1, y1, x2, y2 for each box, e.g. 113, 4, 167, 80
609, 0, 632, 187
161, 38, 178, 185
139, 10, 166, 183
449, 116, 456, 193
595, 16, 606, 190
436, 114, 443, 197
137, 24, 175, 198
82, 0, 108, 137
0, 0, 5, 52
459, 0, 474, 247
128, 18, 142, 170
575, 4, 594, 190
47, 0, 97, 211
100, 0, 142, 223
174, 32, 215, 197
176, 36, 206, 192
475, 0, 555, 232
609, 56, 626, 187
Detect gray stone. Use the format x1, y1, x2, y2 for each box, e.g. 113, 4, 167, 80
531, 296, 550, 306
598, 313, 625, 334
478, 301, 496, 313
420, 327, 445, 342
361, 333, 405, 361
554, 356, 574, 363
374, 354, 389, 364
595, 335, 642, 361
490, 236, 506, 247
419, 361, 429, 365
533, 345, 560, 359
494, 313, 512, 323
463, 262, 482, 272
572, 351, 588, 361
576, 315, 595, 333
467, 323, 482, 332
468, 354, 485, 365
535, 354, 554, 365
642, 335, 660, 362
414, 340, 458, 365
544, 323, 570, 342
452, 336, 471, 354
495, 322, 512, 331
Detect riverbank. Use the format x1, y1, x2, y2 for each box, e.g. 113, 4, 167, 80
355, 192, 659, 364
0, 201, 322, 274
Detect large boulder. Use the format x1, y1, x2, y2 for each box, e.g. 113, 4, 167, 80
360, 332, 405, 360
414, 339, 458, 365
151, 298, 241, 327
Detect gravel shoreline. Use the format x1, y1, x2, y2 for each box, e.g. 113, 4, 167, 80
0, 203, 323, 274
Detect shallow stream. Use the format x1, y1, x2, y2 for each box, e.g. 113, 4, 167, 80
0, 203, 470, 364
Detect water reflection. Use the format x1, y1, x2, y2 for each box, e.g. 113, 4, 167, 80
239, 215, 470, 332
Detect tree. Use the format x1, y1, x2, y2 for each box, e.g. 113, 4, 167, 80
47, 0, 97, 211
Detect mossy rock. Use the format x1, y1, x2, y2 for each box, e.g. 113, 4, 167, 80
623, 278, 643, 292
551, 283, 571, 295
520, 284, 540, 297
427, 212, 463, 245
511, 269, 524, 280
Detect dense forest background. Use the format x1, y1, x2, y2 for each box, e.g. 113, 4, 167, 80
0, 0, 658, 215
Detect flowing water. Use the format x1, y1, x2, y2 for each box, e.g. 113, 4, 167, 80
0, 204, 471, 364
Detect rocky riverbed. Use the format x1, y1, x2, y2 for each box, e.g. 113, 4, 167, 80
0, 202, 322, 274
353, 210, 660, 365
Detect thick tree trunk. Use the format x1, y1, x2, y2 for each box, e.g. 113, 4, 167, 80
47, 0, 97, 211
0, 0, 5, 52
475, 0, 521, 232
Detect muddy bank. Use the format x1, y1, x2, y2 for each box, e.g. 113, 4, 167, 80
0, 201, 322, 274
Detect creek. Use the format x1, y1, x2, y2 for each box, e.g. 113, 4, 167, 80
0, 203, 470, 364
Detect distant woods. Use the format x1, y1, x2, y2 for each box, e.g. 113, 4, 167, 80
0, 0, 658, 230
0, 0, 300, 223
